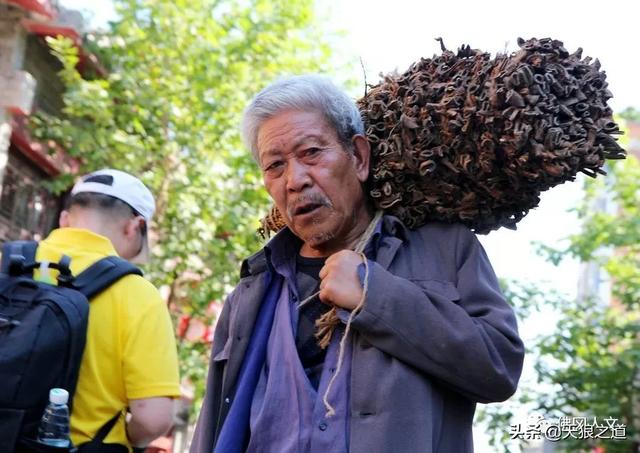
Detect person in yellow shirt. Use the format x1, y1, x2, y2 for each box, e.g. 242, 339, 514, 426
36, 169, 180, 451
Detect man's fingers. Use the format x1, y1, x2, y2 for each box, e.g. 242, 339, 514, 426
319, 263, 329, 280
319, 286, 327, 302
318, 286, 333, 305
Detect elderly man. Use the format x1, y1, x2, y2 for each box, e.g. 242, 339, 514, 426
191, 75, 524, 453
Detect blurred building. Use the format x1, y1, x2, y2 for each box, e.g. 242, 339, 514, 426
0, 0, 92, 241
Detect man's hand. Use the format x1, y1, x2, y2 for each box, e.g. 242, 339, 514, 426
318, 250, 365, 310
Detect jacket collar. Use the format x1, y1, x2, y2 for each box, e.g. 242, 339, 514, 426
239, 214, 409, 278
240, 226, 301, 279
375, 215, 406, 270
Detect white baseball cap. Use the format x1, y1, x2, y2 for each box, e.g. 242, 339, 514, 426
71, 169, 155, 263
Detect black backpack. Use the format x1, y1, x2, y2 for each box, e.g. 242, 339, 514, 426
0, 240, 142, 453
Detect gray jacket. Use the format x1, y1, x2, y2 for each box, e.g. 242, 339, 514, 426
191, 217, 524, 453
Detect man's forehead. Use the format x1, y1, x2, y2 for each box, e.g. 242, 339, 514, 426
257, 109, 335, 146
258, 132, 330, 157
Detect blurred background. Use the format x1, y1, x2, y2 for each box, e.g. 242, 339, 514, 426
0, 0, 638, 451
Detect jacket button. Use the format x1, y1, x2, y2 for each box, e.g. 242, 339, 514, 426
319, 422, 327, 431
224, 397, 230, 404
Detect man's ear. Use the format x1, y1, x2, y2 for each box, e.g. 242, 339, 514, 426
351, 135, 371, 183
58, 210, 70, 227
124, 216, 143, 239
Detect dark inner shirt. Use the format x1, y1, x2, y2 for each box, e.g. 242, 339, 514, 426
295, 254, 329, 390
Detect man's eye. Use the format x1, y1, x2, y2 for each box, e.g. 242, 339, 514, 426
265, 161, 283, 172
305, 147, 321, 157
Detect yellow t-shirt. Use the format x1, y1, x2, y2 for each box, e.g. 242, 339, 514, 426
36, 228, 180, 449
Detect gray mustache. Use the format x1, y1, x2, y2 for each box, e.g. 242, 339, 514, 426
287, 194, 332, 218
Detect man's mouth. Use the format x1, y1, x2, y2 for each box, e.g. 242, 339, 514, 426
293, 203, 323, 217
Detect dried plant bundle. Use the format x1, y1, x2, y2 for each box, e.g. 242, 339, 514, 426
260, 37, 625, 236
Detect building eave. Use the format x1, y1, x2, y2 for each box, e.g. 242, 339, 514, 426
5, 0, 55, 20
22, 18, 108, 78
10, 114, 80, 177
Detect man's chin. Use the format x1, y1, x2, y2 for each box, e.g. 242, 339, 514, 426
294, 225, 336, 248
287, 211, 340, 245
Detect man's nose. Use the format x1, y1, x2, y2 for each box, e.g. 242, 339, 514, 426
285, 159, 312, 192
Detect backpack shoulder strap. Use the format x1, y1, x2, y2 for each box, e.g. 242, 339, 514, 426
1, 240, 38, 276
72, 256, 143, 299
78, 411, 123, 451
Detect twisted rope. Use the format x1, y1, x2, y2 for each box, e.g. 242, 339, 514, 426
322, 251, 369, 417
296, 210, 383, 417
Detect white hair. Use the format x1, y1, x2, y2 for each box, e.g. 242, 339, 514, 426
241, 74, 365, 162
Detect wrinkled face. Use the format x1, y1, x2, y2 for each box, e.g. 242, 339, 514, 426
257, 109, 371, 256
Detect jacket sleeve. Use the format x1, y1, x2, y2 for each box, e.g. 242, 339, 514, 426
190, 291, 233, 453
350, 224, 524, 403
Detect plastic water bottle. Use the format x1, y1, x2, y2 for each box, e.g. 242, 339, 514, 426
37, 388, 71, 447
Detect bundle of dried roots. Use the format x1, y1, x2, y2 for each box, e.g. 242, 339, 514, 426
260, 37, 626, 236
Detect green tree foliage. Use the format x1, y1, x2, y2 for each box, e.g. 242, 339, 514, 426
31, 0, 332, 411
480, 116, 640, 452
620, 107, 640, 122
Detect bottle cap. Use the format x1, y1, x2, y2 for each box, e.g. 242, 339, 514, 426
49, 388, 69, 405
